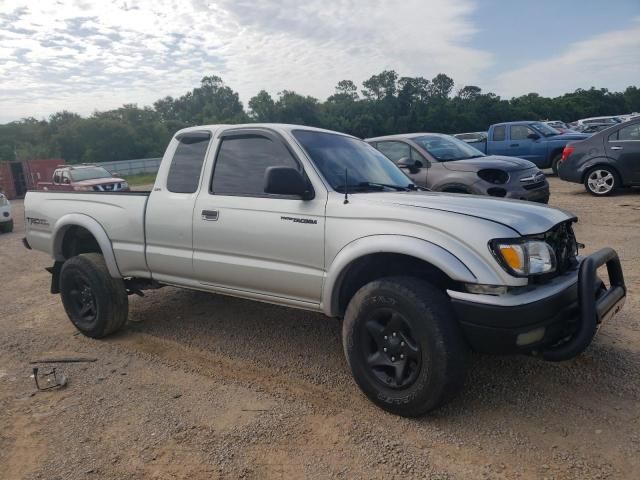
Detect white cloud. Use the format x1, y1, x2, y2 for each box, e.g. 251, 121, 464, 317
0, 0, 492, 122
493, 17, 640, 98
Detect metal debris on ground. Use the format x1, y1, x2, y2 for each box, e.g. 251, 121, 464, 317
32, 367, 68, 391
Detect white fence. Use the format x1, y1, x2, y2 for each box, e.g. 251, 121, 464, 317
99, 157, 162, 176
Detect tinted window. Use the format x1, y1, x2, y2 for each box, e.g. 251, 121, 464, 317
167, 133, 211, 193
69, 167, 112, 181
618, 124, 640, 141
53, 170, 61, 183
412, 135, 484, 161
608, 131, 619, 141
492, 126, 506, 141
212, 135, 298, 196
376, 141, 411, 162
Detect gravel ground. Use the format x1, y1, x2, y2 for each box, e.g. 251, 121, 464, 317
1, 177, 639, 479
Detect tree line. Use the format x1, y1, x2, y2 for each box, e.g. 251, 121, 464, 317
1, 71, 639, 163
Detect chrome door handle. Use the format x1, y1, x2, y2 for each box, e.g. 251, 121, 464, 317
610, 146, 623, 151
201, 209, 219, 221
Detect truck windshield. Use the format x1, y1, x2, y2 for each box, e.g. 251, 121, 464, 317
69, 167, 113, 181
530, 122, 561, 137
412, 135, 485, 161
292, 130, 415, 192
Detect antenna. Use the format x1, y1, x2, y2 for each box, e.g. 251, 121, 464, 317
343, 168, 349, 204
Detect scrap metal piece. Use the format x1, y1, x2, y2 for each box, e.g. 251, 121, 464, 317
32, 367, 68, 391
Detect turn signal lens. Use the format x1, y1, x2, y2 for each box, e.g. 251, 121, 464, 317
561, 145, 575, 162
498, 244, 525, 274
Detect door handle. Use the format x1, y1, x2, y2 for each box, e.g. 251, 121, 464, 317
201, 209, 219, 221
510, 143, 519, 147
610, 146, 623, 151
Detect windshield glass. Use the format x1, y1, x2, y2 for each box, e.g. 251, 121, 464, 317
292, 130, 414, 192
69, 167, 113, 181
530, 122, 561, 137
412, 135, 485, 161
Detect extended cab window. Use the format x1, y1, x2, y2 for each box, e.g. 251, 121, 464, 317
492, 126, 506, 141
167, 133, 211, 194
53, 170, 61, 183
376, 141, 410, 162
212, 135, 299, 196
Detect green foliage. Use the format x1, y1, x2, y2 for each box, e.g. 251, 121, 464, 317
1, 71, 638, 163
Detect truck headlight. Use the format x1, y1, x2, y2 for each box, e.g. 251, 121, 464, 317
490, 239, 556, 276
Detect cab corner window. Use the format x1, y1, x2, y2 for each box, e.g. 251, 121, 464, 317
618, 124, 640, 141
211, 134, 299, 196
166, 133, 211, 194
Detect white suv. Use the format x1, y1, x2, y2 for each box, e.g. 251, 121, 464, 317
0, 193, 13, 233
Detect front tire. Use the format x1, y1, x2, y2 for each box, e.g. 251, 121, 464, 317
59, 253, 128, 338
584, 166, 618, 196
342, 277, 468, 417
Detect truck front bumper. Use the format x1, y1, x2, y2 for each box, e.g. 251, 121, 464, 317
448, 248, 625, 360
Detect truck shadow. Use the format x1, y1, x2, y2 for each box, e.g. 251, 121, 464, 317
123, 287, 639, 426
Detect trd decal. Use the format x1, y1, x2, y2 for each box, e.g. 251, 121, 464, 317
26, 217, 50, 227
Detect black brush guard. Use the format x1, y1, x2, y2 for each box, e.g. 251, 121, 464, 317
542, 248, 626, 361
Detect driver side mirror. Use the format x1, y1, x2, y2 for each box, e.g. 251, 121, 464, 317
264, 166, 313, 200
397, 157, 423, 174
527, 132, 541, 140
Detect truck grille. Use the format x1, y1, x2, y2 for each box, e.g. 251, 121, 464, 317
545, 221, 579, 275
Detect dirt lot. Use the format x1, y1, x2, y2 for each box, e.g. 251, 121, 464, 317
1, 177, 639, 480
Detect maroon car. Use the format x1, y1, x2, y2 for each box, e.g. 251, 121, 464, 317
38, 165, 130, 192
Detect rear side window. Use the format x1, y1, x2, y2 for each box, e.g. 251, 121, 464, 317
53, 170, 61, 183
376, 141, 411, 162
211, 135, 299, 196
492, 126, 506, 141
618, 124, 640, 141
167, 133, 211, 193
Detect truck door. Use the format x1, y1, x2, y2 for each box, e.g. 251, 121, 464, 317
145, 131, 212, 283
192, 128, 326, 305
506, 125, 535, 160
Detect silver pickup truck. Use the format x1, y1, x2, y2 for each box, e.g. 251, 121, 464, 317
23, 124, 626, 417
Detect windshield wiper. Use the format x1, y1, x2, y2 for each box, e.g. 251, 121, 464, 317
359, 181, 415, 191
334, 182, 415, 193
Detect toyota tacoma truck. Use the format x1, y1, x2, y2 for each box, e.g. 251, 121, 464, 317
23, 124, 626, 417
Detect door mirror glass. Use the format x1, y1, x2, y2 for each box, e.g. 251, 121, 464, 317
397, 157, 422, 174
264, 167, 311, 199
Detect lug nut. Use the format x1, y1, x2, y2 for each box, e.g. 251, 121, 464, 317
392, 332, 397, 337
384, 335, 388, 340
383, 347, 387, 352
400, 354, 404, 359
400, 341, 405, 347
391, 356, 396, 361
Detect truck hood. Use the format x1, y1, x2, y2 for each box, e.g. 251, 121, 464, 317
442, 155, 536, 173
362, 192, 575, 236
73, 177, 125, 187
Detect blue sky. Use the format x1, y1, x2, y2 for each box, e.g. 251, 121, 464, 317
0, 0, 638, 123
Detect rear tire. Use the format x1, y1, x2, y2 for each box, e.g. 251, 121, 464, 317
0, 219, 13, 233
59, 253, 128, 338
342, 276, 468, 417
584, 166, 618, 196
551, 154, 562, 176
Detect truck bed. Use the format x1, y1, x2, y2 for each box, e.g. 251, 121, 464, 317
24, 190, 151, 278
